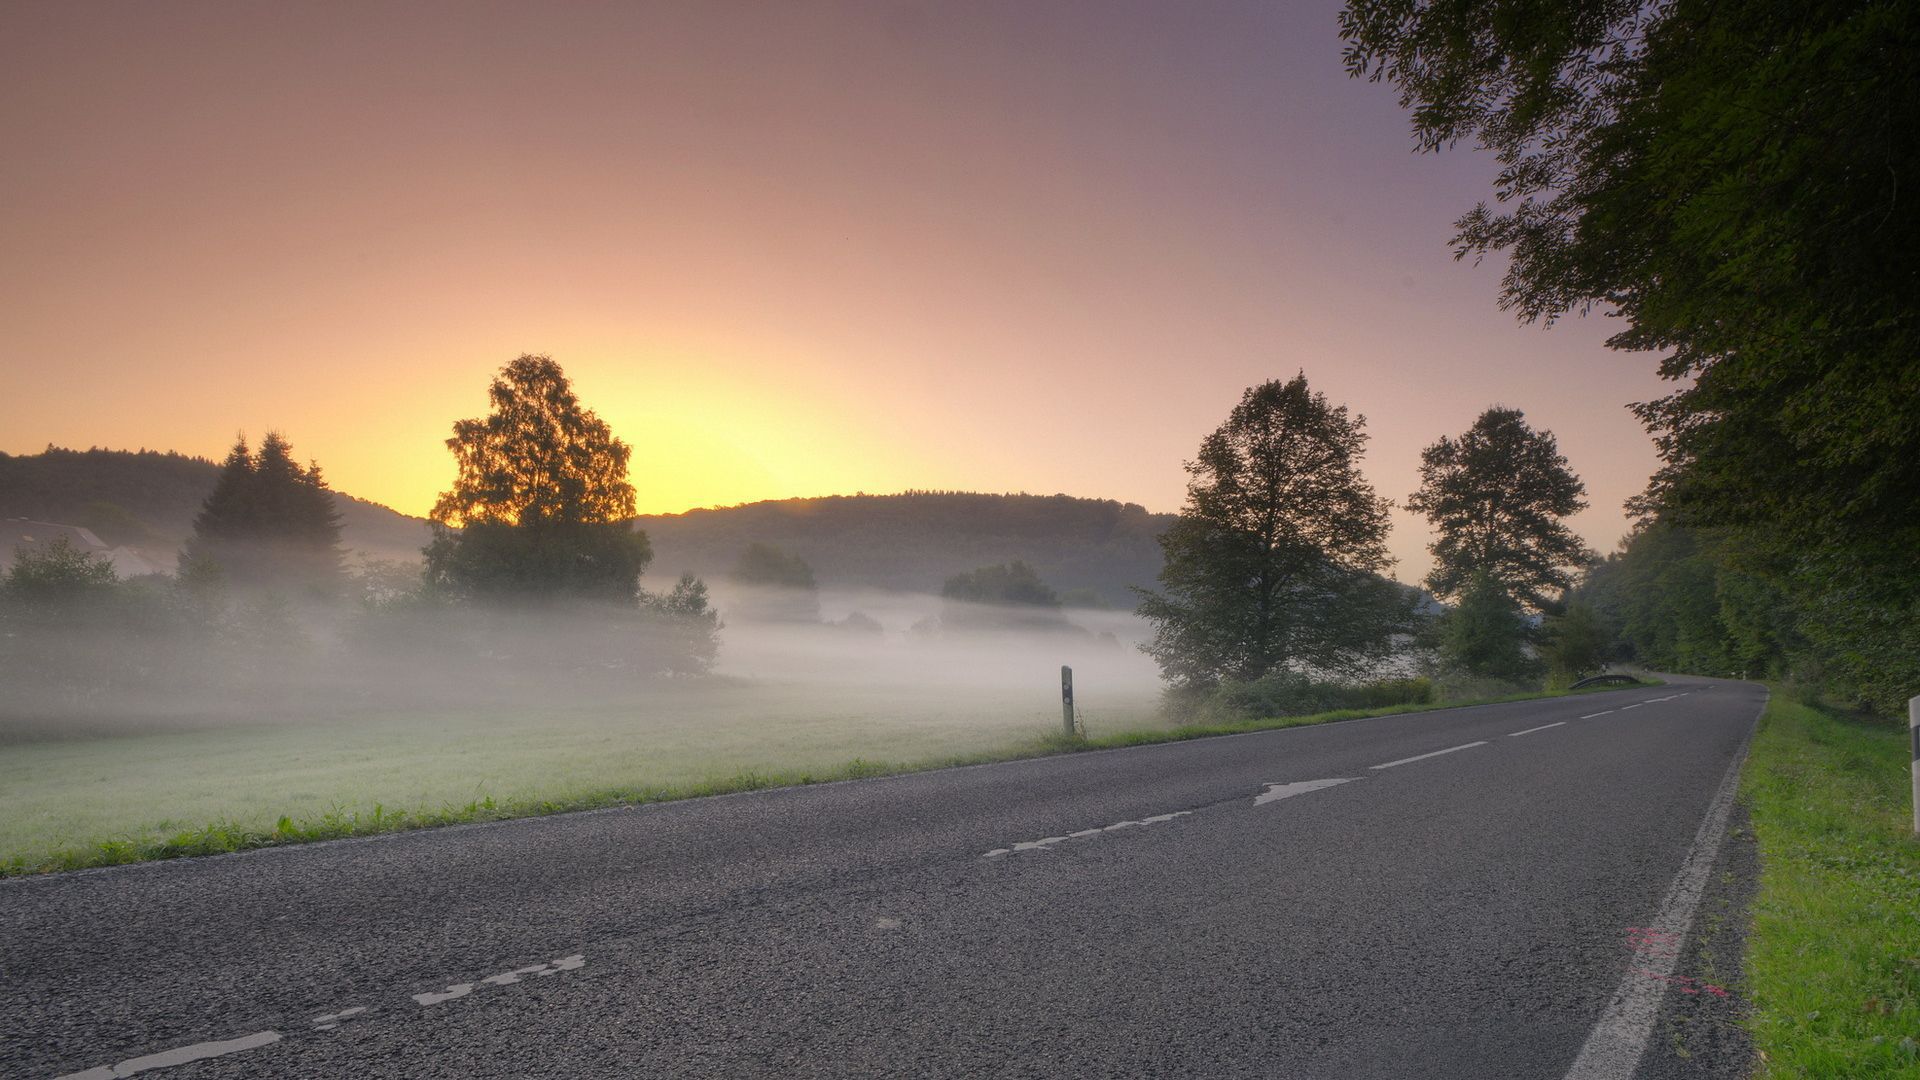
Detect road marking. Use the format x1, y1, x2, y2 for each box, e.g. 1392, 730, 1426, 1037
1619, 703, 1644, 710
1507, 722, 1566, 737
984, 810, 1192, 857
1561, 696, 1759, 1080
414, 953, 585, 1006
55, 1032, 282, 1079
1252, 778, 1358, 805
311, 1006, 367, 1031
1580, 710, 1615, 719
1368, 741, 1487, 770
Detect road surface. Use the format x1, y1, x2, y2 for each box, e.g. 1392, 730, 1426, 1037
1, 676, 1763, 1078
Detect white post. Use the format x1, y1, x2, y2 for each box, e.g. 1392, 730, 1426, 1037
1061, 665, 1076, 737
1910, 694, 1919, 837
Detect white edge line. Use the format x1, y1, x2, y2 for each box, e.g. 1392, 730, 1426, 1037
1368, 741, 1488, 770
1507, 722, 1567, 737
1560, 692, 1763, 1080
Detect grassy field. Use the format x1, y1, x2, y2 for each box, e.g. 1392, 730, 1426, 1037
1742, 694, 1920, 1077
0, 680, 1165, 874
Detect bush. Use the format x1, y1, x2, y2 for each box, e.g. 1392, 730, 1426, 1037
1188, 672, 1434, 723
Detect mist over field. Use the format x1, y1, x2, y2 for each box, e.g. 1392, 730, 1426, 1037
0, 573, 1168, 869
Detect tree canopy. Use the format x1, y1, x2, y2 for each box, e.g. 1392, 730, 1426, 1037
1406, 406, 1591, 612
942, 561, 1061, 608
1340, 0, 1919, 552
179, 432, 344, 596
1344, 0, 1920, 713
426, 356, 651, 602
1136, 375, 1408, 691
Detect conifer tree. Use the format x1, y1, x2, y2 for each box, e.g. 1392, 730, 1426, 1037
180, 432, 344, 596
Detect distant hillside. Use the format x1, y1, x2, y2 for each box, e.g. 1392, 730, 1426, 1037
638, 492, 1175, 607
0, 450, 1173, 602
0, 447, 431, 567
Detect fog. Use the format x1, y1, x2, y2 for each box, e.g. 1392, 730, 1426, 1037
0, 578, 1166, 742
707, 583, 1162, 694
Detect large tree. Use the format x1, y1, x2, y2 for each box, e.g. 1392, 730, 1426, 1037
1406, 406, 1591, 612
426, 355, 652, 602
1136, 375, 1408, 691
180, 432, 344, 596
1339, 0, 1918, 552
1341, 0, 1920, 711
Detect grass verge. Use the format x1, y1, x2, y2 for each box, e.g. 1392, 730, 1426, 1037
1742, 694, 1920, 1076
1, 679, 1651, 878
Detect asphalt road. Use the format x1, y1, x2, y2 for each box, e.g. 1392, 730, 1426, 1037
1, 676, 1765, 1079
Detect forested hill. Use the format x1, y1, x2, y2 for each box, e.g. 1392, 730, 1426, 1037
0, 447, 430, 565
636, 493, 1175, 607
0, 451, 1174, 603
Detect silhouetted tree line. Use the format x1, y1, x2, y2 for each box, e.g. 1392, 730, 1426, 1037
0, 358, 723, 719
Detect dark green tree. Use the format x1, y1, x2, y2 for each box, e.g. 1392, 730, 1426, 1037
1340, 0, 1919, 551
1438, 571, 1539, 683
732, 543, 817, 591
727, 542, 820, 623
643, 573, 722, 674
1136, 375, 1408, 691
426, 356, 652, 602
180, 432, 344, 596
1342, 0, 1920, 712
1407, 407, 1592, 612
941, 561, 1060, 607
1539, 597, 1607, 683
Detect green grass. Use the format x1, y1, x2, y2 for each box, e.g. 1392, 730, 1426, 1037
1742, 694, 1920, 1077
0, 678, 1647, 877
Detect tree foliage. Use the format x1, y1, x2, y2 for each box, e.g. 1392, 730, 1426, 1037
942, 561, 1060, 608
1344, 0, 1920, 713
1341, 0, 1919, 551
426, 356, 651, 602
1407, 406, 1591, 611
1436, 571, 1538, 684
179, 432, 344, 597
1136, 375, 1409, 691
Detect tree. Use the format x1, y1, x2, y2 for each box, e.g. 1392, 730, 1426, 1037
941, 561, 1060, 607
643, 573, 721, 674
180, 432, 344, 596
426, 356, 652, 602
727, 542, 821, 623
1406, 407, 1592, 612
1340, 0, 1919, 555
732, 543, 817, 591
1437, 571, 1539, 683
1539, 597, 1607, 683
1135, 374, 1408, 692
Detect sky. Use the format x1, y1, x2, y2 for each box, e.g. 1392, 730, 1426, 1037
0, 0, 1670, 582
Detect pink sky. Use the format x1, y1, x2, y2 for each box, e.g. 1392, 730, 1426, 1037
0, 0, 1670, 582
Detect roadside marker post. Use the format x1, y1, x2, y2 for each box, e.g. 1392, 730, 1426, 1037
1910, 694, 1918, 837
1062, 665, 1076, 737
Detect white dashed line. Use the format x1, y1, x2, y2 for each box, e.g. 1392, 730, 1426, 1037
56, 1032, 282, 1079
311, 1006, 367, 1031
1581, 710, 1615, 719
1620, 703, 1645, 710
984, 810, 1192, 857
1507, 722, 1566, 737
1369, 741, 1487, 770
